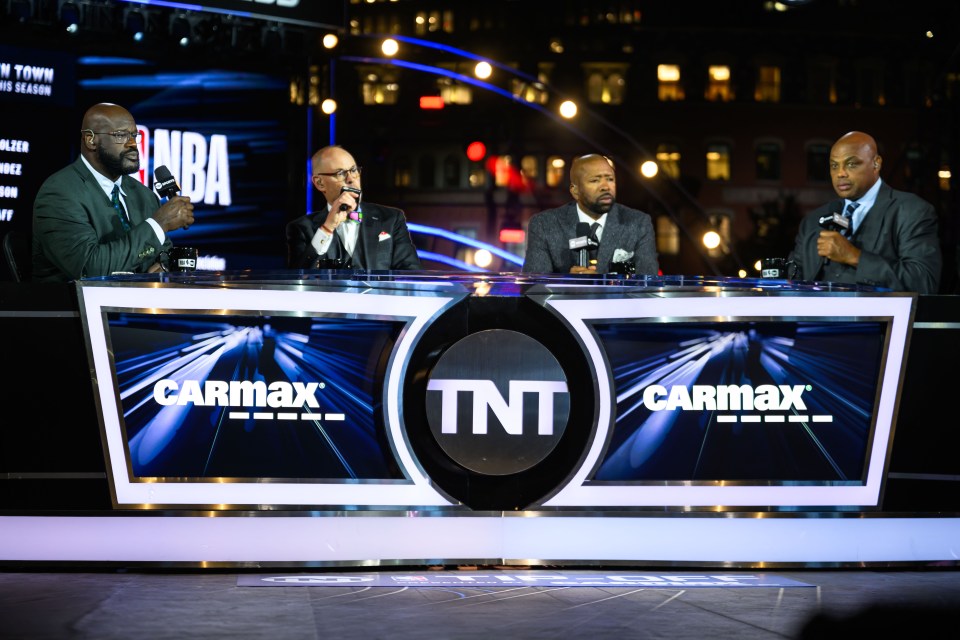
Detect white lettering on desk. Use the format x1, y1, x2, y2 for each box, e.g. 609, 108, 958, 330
154, 379, 321, 409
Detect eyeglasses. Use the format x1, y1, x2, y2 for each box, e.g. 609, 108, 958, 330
314, 165, 362, 181
82, 130, 143, 144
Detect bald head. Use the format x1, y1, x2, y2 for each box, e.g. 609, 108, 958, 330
79, 102, 141, 181
830, 131, 881, 201
569, 154, 616, 217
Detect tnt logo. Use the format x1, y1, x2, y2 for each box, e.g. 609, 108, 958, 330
425, 329, 569, 476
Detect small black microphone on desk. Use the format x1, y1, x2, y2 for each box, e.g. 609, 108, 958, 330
569, 222, 595, 268
154, 165, 180, 199
339, 185, 362, 220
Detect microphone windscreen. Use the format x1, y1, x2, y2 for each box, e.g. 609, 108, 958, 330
575, 222, 591, 238
154, 165, 180, 198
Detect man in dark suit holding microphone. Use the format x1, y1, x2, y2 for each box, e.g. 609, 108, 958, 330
521, 153, 659, 275
788, 131, 941, 293
286, 145, 421, 270
32, 102, 195, 283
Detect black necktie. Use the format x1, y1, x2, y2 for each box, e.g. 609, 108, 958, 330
111, 184, 131, 231
588, 222, 600, 262
842, 201, 859, 237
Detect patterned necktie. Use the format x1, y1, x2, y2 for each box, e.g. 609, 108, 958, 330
842, 201, 859, 236
111, 184, 131, 231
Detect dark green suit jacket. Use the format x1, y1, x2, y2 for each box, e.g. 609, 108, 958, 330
32, 157, 171, 283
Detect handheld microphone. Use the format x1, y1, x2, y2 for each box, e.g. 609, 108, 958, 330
339, 185, 362, 220
569, 222, 595, 268
818, 212, 850, 234
817, 211, 848, 266
154, 165, 180, 199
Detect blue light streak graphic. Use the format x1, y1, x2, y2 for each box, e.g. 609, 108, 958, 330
408, 223, 524, 266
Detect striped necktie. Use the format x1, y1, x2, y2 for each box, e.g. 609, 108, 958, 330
842, 201, 859, 236
111, 184, 131, 231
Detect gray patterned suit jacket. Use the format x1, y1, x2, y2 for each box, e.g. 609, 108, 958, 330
521, 202, 659, 275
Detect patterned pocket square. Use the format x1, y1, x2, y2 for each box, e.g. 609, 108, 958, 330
378, 232, 391, 242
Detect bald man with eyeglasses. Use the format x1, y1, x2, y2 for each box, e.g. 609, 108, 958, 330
32, 102, 195, 283
286, 144, 421, 271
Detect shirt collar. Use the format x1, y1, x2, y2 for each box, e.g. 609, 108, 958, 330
848, 178, 882, 215
80, 155, 124, 197
576, 205, 606, 228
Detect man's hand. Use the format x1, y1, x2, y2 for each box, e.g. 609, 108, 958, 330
323, 191, 359, 231
569, 265, 597, 274
817, 230, 861, 266
153, 195, 195, 233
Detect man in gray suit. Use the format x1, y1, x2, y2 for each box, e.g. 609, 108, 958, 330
32, 103, 195, 283
286, 145, 421, 271
521, 154, 659, 275
788, 131, 941, 293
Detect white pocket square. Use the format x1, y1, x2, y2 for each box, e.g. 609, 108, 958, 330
378, 232, 391, 242
612, 249, 634, 262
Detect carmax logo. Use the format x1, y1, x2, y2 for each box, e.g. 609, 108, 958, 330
153, 379, 342, 422
642, 384, 832, 423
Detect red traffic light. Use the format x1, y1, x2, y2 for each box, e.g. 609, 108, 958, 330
466, 141, 487, 162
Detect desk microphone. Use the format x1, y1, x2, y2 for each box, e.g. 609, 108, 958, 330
569, 222, 596, 268
154, 165, 180, 199
339, 185, 362, 221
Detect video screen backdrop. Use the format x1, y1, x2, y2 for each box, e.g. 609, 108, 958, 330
108, 311, 406, 480
592, 320, 885, 483
0, 44, 302, 272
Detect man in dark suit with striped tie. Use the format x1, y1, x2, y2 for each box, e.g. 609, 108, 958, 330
788, 131, 941, 293
521, 153, 659, 276
32, 103, 195, 283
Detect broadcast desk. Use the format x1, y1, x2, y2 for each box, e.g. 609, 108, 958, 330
1, 271, 958, 567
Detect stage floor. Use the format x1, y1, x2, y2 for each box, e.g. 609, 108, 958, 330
1, 568, 958, 639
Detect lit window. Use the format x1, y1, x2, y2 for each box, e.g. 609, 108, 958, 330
546, 155, 565, 187
657, 64, 684, 101
938, 166, 951, 191
359, 66, 399, 105
706, 143, 731, 181
755, 65, 781, 102
520, 156, 539, 182
655, 144, 681, 179
494, 155, 513, 187
656, 215, 680, 256
584, 63, 628, 104
705, 65, 733, 102
755, 142, 781, 181
394, 156, 411, 188
468, 163, 486, 188
437, 63, 474, 104
706, 213, 732, 258
415, 10, 452, 35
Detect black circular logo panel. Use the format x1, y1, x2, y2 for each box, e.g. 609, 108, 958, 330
425, 329, 570, 476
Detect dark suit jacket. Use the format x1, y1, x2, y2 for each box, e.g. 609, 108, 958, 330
32, 158, 170, 283
285, 202, 421, 270
521, 202, 660, 275
787, 182, 941, 293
